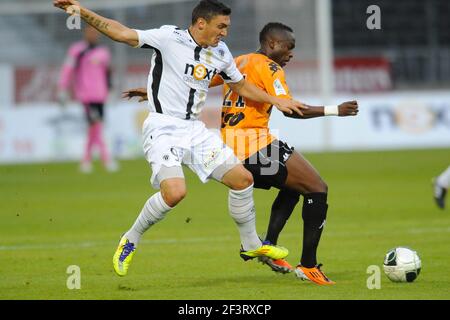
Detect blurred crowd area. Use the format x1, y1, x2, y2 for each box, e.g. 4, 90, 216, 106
0, 0, 449, 105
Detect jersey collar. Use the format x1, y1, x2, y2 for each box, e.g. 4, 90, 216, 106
187, 29, 207, 49
255, 49, 268, 58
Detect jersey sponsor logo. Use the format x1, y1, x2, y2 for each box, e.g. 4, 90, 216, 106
90, 56, 101, 65
184, 63, 218, 81
184, 63, 219, 90
193, 65, 207, 80
273, 79, 287, 96
221, 111, 245, 128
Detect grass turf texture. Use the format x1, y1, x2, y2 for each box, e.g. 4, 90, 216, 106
1, 148, 449, 300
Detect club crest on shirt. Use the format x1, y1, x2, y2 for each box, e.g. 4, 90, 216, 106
206, 50, 213, 64
90, 57, 101, 65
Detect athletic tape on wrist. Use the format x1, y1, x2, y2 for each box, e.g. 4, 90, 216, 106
324, 105, 339, 116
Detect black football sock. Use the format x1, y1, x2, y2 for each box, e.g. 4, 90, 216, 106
265, 189, 300, 245
300, 192, 328, 268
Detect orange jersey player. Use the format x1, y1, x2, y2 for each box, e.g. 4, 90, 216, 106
210, 22, 359, 285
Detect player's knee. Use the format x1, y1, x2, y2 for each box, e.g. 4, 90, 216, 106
161, 185, 187, 207
232, 170, 254, 190
308, 179, 328, 193
316, 180, 328, 193
163, 190, 186, 207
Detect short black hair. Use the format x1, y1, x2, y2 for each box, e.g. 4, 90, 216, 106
259, 22, 294, 44
191, 0, 231, 24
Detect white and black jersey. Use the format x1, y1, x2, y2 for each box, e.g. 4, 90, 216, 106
135, 25, 243, 120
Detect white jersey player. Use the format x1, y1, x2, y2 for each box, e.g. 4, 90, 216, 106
54, 0, 307, 277
134, 25, 246, 188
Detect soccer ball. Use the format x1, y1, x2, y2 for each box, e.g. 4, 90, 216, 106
383, 247, 421, 282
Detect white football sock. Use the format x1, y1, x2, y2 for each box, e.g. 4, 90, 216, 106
228, 184, 262, 251
125, 192, 172, 246
436, 166, 450, 189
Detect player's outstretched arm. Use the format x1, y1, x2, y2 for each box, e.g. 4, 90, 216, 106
228, 79, 308, 116
283, 100, 359, 119
54, 0, 138, 47
122, 88, 148, 102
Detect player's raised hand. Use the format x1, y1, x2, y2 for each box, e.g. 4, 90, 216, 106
122, 88, 148, 103
338, 100, 359, 116
273, 98, 308, 117
53, 0, 80, 12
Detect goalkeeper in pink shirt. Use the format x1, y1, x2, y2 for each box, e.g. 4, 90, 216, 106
58, 25, 117, 172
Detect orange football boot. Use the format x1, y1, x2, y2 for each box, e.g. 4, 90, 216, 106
295, 264, 335, 285
259, 257, 293, 274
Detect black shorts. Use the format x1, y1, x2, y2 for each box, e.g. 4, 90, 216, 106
243, 139, 294, 190
84, 103, 104, 124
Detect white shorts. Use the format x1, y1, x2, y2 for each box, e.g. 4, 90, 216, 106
142, 112, 239, 189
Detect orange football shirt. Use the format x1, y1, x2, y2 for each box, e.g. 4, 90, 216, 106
214, 53, 291, 160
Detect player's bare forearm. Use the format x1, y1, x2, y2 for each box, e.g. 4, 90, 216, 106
228, 79, 270, 104
283, 105, 324, 119
283, 100, 359, 119
80, 9, 134, 44
53, 0, 138, 47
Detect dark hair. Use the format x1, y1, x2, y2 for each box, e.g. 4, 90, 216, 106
191, 0, 231, 24
259, 22, 293, 44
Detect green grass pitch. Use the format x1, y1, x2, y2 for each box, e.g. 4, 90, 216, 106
1, 148, 449, 300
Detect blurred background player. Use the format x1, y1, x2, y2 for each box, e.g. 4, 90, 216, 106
433, 166, 450, 209
58, 24, 118, 173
